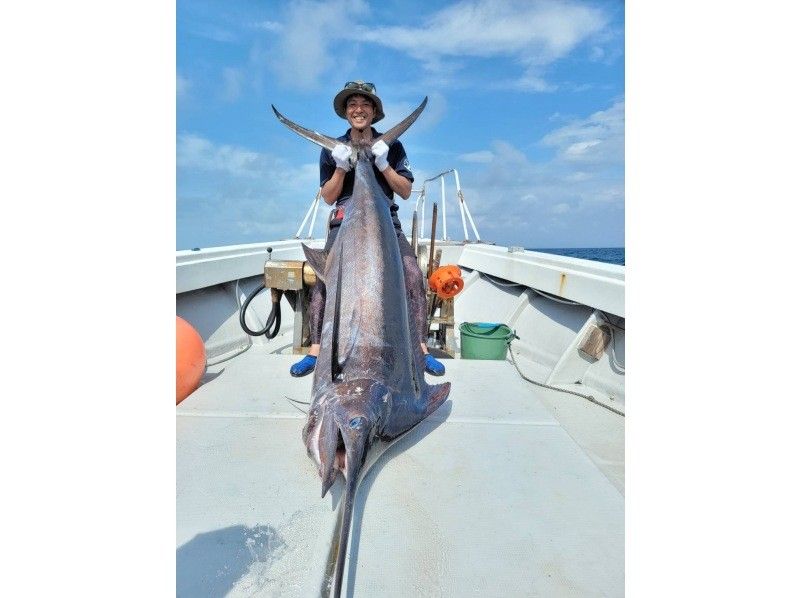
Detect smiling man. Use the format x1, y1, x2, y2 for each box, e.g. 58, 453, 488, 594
289, 80, 446, 379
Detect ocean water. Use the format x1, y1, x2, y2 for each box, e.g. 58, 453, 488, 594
527, 247, 625, 266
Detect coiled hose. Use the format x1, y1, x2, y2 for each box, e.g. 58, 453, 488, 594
239, 284, 282, 339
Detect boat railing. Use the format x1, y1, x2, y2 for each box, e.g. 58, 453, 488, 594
295, 188, 324, 240
293, 168, 481, 243
414, 168, 481, 243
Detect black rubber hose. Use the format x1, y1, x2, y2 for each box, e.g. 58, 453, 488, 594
264, 293, 281, 339
239, 283, 281, 338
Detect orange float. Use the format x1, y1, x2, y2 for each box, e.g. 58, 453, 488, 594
176, 316, 206, 404
428, 265, 464, 300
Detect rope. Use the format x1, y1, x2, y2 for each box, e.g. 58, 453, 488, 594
481, 272, 524, 288
506, 337, 625, 417
481, 272, 583, 306
597, 310, 625, 331
529, 287, 583, 306
478, 273, 625, 399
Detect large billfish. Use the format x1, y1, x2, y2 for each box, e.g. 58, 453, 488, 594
272, 98, 451, 597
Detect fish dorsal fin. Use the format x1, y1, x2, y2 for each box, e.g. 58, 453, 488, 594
329, 256, 361, 381
302, 244, 327, 284
339, 307, 360, 371
331, 254, 344, 381
271, 105, 346, 152
374, 96, 428, 147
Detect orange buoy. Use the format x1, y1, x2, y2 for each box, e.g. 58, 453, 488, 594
176, 316, 206, 404
428, 265, 464, 300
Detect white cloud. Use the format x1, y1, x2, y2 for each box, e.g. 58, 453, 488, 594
268, 0, 369, 90
178, 134, 262, 177
503, 74, 557, 93
432, 98, 624, 246
379, 91, 446, 134
221, 67, 245, 102
357, 0, 608, 90
177, 134, 323, 247
260, 0, 610, 92
491, 140, 529, 164
564, 139, 601, 157
254, 20, 282, 32
458, 150, 494, 163
589, 46, 605, 61
566, 171, 590, 182
362, 0, 604, 59
177, 74, 191, 98
541, 100, 624, 165
177, 134, 318, 190
192, 24, 237, 44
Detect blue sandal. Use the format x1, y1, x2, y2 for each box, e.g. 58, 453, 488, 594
290, 355, 317, 377
424, 354, 446, 376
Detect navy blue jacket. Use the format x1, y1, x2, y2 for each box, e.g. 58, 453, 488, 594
319, 127, 414, 228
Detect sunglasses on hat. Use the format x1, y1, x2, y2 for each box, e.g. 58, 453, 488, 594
344, 81, 376, 94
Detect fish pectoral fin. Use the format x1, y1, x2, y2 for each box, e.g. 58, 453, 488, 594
424, 381, 451, 417
302, 244, 328, 284
383, 382, 452, 439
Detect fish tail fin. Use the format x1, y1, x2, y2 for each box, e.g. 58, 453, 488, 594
374, 97, 428, 146
272, 105, 344, 152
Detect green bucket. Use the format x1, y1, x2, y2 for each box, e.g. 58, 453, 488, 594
459, 322, 514, 360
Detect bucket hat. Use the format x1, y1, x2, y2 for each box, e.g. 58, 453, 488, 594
333, 80, 385, 123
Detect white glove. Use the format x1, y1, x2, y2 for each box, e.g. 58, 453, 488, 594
371, 140, 390, 172
332, 144, 352, 172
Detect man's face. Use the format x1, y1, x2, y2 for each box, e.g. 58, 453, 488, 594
345, 94, 375, 131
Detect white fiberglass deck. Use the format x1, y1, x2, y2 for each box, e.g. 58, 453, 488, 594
177, 348, 623, 597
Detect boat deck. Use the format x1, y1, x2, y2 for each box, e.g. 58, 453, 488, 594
177, 346, 623, 597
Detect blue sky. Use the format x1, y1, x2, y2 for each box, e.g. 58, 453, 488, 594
177, 0, 624, 250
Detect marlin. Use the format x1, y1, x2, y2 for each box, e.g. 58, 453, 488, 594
272, 97, 451, 597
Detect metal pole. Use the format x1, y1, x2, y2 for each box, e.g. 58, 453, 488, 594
411, 211, 418, 257
307, 190, 321, 238
457, 191, 470, 241
295, 188, 320, 238
454, 170, 481, 241
411, 191, 425, 240
462, 196, 481, 241
440, 177, 447, 241
453, 170, 469, 241
428, 203, 438, 278
415, 188, 425, 240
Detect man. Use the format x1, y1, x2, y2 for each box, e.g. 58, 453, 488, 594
290, 80, 446, 378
